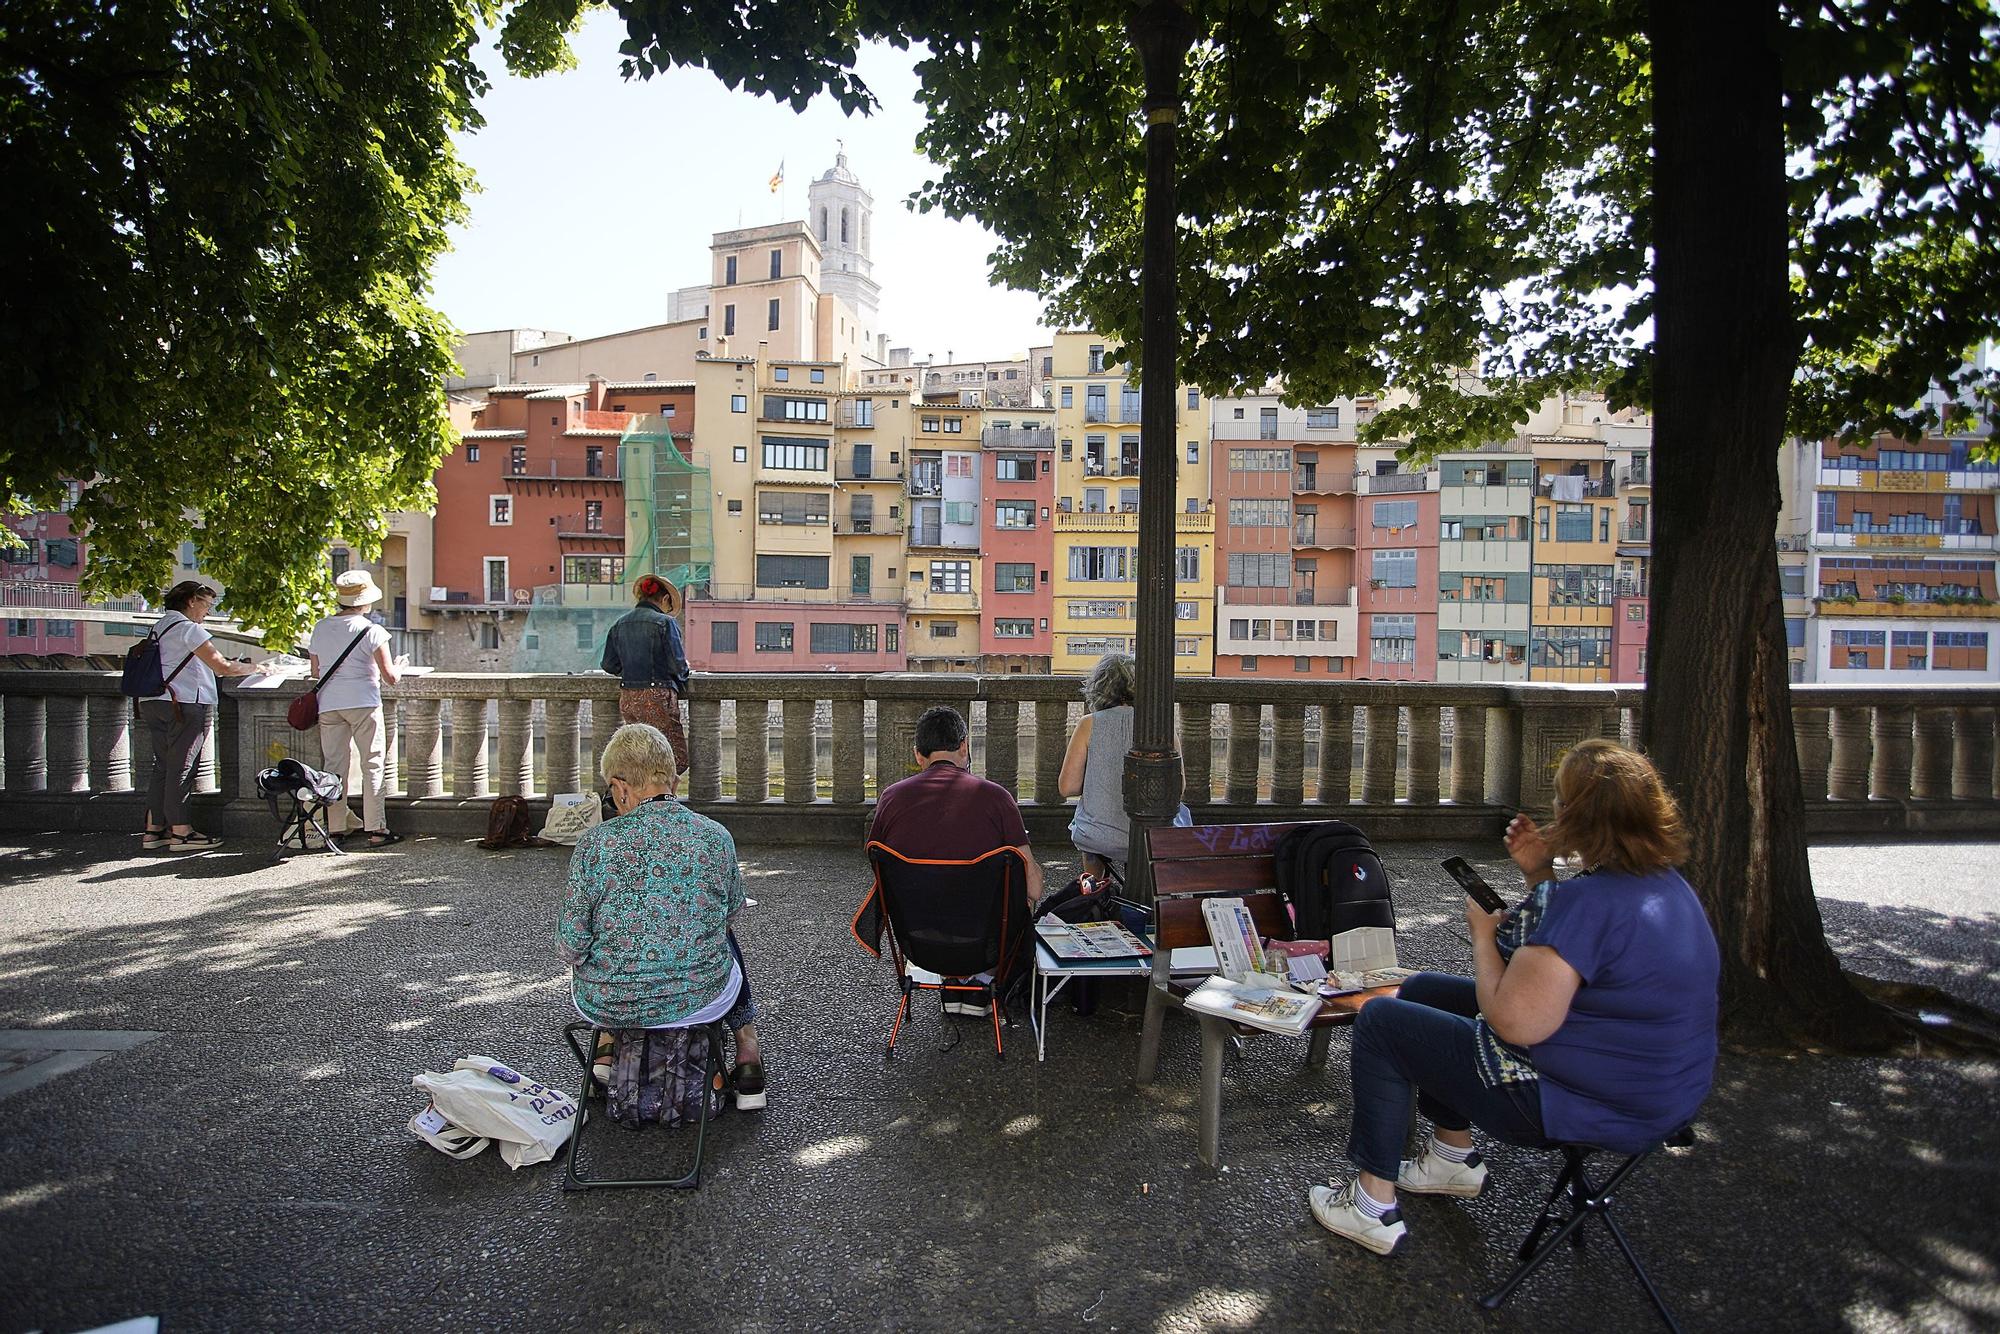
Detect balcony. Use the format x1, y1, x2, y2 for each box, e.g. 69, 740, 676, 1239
695, 582, 904, 606
1813, 594, 1995, 618
1218, 585, 1354, 607
908, 472, 943, 497
505, 458, 623, 482
1365, 472, 1433, 494
833, 518, 904, 537
837, 405, 876, 428
982, 427, 1055, 450
1083, 407, 1108, 424
1293, 469, 1356, 495
1618, 463, 1652, 488
908, 589, 980, 613
1620, 522, 1650, 543
835, 463, 904, 483
1293, 524, 1357, 549
554, 511, 618, 541
1536, 473, 1617, 499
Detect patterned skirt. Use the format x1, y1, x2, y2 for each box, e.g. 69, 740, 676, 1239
618, 687, 689, 777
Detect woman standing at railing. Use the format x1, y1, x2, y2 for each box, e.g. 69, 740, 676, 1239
140, 581, 256, 851
600, 574, 691, 778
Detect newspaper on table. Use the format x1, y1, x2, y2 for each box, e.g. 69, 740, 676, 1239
1036, 919, 1152, 961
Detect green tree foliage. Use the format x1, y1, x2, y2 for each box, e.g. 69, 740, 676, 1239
0, 1, 566, 643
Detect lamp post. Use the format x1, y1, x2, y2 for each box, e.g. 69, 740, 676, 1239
1122, 0, 1197, 905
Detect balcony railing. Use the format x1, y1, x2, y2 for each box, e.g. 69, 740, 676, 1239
506, 458, 623, 481
1619, 522, 1650, 543
1537, 474, 1617, 498
1294, 525, 1357, 548
982, 427, 1055, 450
1365, 472, 1432, 494
835, 463, 903, 482
833, 518, 905, 537
908, 473, 943, 497
693, 582, 904, 606
1220, 585, 1355, 607
4, 674, 1990, 843
555, 511, 616, 539
1293, 469, 1356, 495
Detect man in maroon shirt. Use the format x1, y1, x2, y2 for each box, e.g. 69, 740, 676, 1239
870, 706, 1045, 904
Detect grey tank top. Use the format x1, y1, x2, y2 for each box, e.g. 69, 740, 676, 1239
1069, 705, 1134, 856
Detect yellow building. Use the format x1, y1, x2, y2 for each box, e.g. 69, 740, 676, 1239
1527, 445, 1621, 682
904, 399, 987, 670
1046, 331, 1215, 675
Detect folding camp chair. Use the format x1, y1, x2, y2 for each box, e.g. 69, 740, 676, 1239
1478, 1126, 1699, 1331
560, 1019, 729, 1191
851, 843, 1031, 1059
255, 758, 346, 858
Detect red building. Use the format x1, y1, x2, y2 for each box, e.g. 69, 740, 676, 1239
1, 499, 86, 657
979, 417, 1056, 671
1352, 473, 1441, 680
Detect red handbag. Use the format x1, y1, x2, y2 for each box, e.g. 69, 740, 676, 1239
289, 629, 370, 730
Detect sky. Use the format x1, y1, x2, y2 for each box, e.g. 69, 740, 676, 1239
428, 12, 1053, 360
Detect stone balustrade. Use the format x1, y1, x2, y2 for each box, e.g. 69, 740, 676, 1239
0, 672, 1994, 844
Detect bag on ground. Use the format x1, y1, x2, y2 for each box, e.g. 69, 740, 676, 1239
539, 793, 603, 846
410, 1056, 578, 1168
606, 1028, 720, 1129
1271, 820, 1394, 940
479, 795, 553, 849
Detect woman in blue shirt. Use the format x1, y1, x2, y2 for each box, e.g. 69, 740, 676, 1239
600, 574, 691, 777
1311, 739, 1720, 1256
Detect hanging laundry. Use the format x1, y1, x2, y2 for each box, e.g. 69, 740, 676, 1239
1552, 474, 1587, 502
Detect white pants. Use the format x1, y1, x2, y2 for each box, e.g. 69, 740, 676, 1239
318, 705, 386, 834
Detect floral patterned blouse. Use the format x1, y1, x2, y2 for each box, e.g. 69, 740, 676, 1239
557, 797, 743, 1027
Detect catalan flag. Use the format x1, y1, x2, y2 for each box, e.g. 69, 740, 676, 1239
768, 160, 784, 193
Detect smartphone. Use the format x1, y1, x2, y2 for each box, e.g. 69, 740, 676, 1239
1442, 856, 1508, 914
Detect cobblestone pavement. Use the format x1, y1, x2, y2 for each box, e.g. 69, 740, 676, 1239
0, 831, 1995, 1334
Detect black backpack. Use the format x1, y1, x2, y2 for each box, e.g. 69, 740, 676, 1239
119, 622, 197, 698
1272, 821, 1394, 940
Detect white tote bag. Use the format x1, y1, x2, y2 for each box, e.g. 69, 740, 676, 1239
411, 1056, 579, 1168
539, 793, 603, 846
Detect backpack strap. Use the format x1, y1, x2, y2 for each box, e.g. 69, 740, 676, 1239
156, 612, 201, 704
308, 627, 373, 698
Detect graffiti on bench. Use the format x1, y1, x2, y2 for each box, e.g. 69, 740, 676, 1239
1185, 823, 1288, 854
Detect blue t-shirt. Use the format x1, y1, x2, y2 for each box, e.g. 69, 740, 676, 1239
1524, 867, 1720, 1151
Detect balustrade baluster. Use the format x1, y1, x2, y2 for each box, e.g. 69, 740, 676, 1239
1792, 707, 1831, 803
1270, 704, 1306, 807
544, 698, 581, 795
1179, 701, 1213, 806
1869, 704, 1913, 802
3, 696, 47, 792
497, 698, 534, 797
782, 697, 816, 804
1484, 705, 1522, 809
831, 698, 865, 803
1225, 703, 1261, 805
1449, 706, 1485, 805
736, 699, 770, 803
1952, 707, 1995, 801
380, 699, 401, 797
590, 697, 620, 781
194, 720, 219, 794
449, 697, 490, 798
403, 697, 444, 799
1360, 704, 1398, 804
1317, 701, 1353, 805
985, 697, 1020, 796
1828, 706, 1872, 801
1910, 709, 1954, 801
1033, 700, 1068, 804
45, 696, 88, 794
87, 694, 132, 793
1406, 706, 1440, 806
688, 697, 724, 801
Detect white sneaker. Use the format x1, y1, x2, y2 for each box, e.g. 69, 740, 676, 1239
1309, 1179, 1407, 1255
943, 999, 992, 1017
1398, 1143, 1489, 1198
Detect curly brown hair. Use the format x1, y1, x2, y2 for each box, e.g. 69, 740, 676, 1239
1540, 739, 1689, 874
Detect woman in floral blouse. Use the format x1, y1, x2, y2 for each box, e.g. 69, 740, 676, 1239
558, 723, 765, 1110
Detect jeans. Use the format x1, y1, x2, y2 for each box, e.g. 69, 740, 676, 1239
1346, 972, 1546, 1180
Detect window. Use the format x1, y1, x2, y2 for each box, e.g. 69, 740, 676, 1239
1227, 552, 1287, 587
770, 248, 782, 280
1176, 600, 1199, 621
1555, 504, 1593, 542
1533, 564, 1617, 605
46, 536, 84, 567
712, 621, 739, 653
1229, 499, 1290, 527
45, 619, 75, 638
1625, 602, 1646, 621
995, 562, 1035, 592
942, 417, 964, 433
930, 561, 973, 593
1069, 545, 1134, 581
584, 500, 603, 532
931, 620, 959, 638
733, 446, 748, 464
731, 394, 748, 413
1120, 385, 1141, 421
465, 442, 480, 462
573, 622, 596, 652
995, 500, 1035, 529
1187, 388, 1200, 410
810, 368, 825, 384
946, 454, 973, 477
755, 622, 795, 652
490, 496, 511, 525
563, 556, 623, 584
810, 622, 878, 654
852, 398, 874, 427
1933, 631, 1990, 671
725, 255, 738, 285
1371, 549, 1417, 587
1307, 407, 1341, 429
768, 299, 781, 331
1086, 385, 1107, 421
1373, 500, 1418, 529
1088, 344, 1105, 372
942, 501, 975, 526
1259, 407, 1279, 439
755, 555, 830, 589
921, 416, 940, 433
1241, 655, 1259, 671
510, 446, 526, 475
478, 622, 501, 650
757, 492, 830, 525
1779, 565, 1805, 596
724, 304, 736, 336
994, 618, 1035, 638
773, 366, 789, 383
1069, 599, 1131, 619
1370, 615, 1416, 663
1228, 448, 1291, 472
1061, 386, 1074, 408
1176, 547, 1201, 582
761, 438, 829, 471
1187, 440, 1200, 465
1530, 625, 1614, 669
996, 454, 1036, 481
765, 396, 830, 422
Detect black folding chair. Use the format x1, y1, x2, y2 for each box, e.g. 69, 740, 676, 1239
1479, 1126, 1698, 1331
559, 1019, 728, 1191
851, 843, 1031, 1059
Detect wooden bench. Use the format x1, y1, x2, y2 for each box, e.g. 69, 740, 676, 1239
1135, 821, 1401, 1168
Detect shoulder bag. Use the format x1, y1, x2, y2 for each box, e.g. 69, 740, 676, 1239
288, 628, 371, 730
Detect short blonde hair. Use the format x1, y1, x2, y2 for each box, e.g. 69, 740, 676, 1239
1541, 739, 1689, 874
599, 723, 679, 790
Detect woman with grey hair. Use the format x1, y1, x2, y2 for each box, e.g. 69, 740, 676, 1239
556, 723, 765, 1110
1058, 652, 1139, 878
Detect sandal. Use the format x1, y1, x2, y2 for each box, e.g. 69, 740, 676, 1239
142, 828, 172, 851
166, 831, 224, 851
364, 831, 404, 848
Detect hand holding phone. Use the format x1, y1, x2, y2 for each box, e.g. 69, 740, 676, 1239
1442, 856, 1507, 914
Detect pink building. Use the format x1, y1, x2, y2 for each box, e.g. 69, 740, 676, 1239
1352, 477, 1440, 680
979, 422, 1055, 671
686, 599, 907, 672
1, 503, 86, 657
1612, 591, 1649, 681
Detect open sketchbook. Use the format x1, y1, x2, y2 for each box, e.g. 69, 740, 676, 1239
1325, 925, 1418, 994
1182, 976, 1321, 1036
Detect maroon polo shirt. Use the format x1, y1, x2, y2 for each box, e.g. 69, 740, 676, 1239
869, 760, 1030, 859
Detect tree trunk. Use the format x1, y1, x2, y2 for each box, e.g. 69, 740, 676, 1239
1645, 0, 1904, 1048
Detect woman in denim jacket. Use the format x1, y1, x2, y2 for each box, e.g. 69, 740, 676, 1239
601, 574, 691, 776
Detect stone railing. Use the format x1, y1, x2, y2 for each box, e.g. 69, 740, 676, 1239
0, 673, 1994, 845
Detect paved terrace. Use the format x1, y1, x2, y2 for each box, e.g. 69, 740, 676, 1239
1, 833, 1996, 1333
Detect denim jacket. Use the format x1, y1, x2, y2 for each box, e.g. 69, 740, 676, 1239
601, 603, 690, 692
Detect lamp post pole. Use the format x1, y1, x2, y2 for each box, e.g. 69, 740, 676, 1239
1122, 0, 1197, 906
